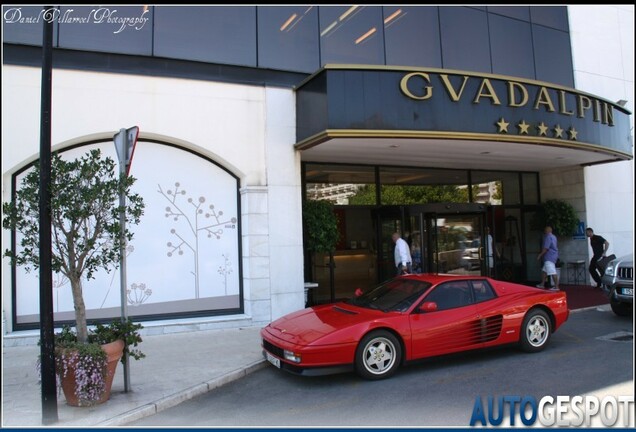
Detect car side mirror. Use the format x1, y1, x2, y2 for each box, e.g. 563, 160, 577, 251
419, 302, 438, 313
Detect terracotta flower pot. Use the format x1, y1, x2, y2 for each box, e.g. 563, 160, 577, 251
60, 339, 125, 407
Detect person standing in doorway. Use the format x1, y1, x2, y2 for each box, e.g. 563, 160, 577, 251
536, 225, 559, 290
485, 227, 500, 277
586, 227, 610, 288
392, 232, 412, 276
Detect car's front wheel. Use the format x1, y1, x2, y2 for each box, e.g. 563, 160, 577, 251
610, 297, 632, 317
519, 309, 551, 352
355, 330, 401, 380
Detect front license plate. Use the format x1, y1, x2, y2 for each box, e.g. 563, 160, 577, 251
266, 351, 281, 368
622, 288, 633, 296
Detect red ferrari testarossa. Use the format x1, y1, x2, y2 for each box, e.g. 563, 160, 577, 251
261, 274, 569, 380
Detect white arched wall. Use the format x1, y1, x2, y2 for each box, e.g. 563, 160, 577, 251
2, 65, 304, 334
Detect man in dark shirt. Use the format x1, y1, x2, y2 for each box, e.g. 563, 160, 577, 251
585, 227, 610, 287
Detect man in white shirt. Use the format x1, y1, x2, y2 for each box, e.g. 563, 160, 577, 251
392, 232, 412, 276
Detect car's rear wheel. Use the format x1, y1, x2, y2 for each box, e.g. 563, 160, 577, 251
355, 330, 401, 380
520, 309, 551, 352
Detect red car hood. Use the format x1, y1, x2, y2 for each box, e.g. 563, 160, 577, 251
264, 303, 378, 346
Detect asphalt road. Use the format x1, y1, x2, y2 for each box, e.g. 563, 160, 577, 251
129, 306, 634, 428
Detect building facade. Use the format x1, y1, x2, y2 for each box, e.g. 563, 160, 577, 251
2, 5, 633, 335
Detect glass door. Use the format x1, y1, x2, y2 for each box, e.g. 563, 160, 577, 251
374, 206, 487, 282
426, 213, 485, 275
374, 207, 404, 282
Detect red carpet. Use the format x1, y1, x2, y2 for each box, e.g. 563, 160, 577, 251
560, 284, 609, 310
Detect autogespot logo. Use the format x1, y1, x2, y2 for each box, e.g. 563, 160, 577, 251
470, 395, 634, 427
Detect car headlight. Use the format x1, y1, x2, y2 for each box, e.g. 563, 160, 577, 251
284, 350, 302, 363
605, 264, 615, 277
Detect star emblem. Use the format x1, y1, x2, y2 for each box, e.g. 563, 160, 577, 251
537, 122, 549, 136
517, 120, 530, 135
553, 124, 564, 139
496, 117, 509, 133
568, 127, 578, 140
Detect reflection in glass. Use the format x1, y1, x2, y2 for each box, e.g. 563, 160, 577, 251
257, 6, 319, 73
379, 167, 470, 205
383, 6, 442, 68
319, 5, 384, 65
435, 214, 482, 275
305, 164, 376, 205
471, 171, 520, 205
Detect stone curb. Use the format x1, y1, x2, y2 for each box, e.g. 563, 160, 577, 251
98, 360, 267, 426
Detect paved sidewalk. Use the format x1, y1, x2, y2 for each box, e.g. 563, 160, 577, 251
2, 325, 265, 427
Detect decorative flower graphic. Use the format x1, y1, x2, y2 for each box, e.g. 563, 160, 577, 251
159, 182, 237, 298
217, 253, 233, 295
127, 282, 152, 306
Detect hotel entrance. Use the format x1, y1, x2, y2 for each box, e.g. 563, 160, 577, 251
375, 204, 487, 282
310, 203, 488, 304
304, 162, 539, 304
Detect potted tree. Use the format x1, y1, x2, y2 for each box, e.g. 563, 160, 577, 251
532, 199, 580, 238
3, 148, 145, 406
302, 199, 340, 303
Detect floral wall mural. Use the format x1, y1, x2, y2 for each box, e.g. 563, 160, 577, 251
11, 140, 242, 327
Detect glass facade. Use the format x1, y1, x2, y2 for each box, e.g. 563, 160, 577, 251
257, 6, 319, 73
154, 6, 257, 67
489, 13, 535, 80
318, 6, 385, 66
305, 163, 538, 208
383, 6, 442, 68
379, 167, 470, 205
303, 162, 543, 299
2, 5, 574, 87
305, 164, 376, 205
439, 6, 492, 74
57, 5, 153, 55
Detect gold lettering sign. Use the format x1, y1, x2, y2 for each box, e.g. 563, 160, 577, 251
508, 82, 528, 107
400, 72, 432, 100
439, 74, 469, 102
533, 87, 556, 112
399, 72, 617, 127
473, 79, 501, 105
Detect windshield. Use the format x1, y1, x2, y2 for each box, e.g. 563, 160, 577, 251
345, 278, 432, 312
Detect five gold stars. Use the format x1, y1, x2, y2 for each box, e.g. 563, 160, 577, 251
495, 118, 578, 140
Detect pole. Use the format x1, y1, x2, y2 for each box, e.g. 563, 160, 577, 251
118, 128, 131, 392
39, 5, 58, 425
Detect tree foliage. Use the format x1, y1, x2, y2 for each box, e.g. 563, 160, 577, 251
3, 149, 144, 343
348, 184, 470, 205
302, 199, 339, 253
530, 199, 579, 237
